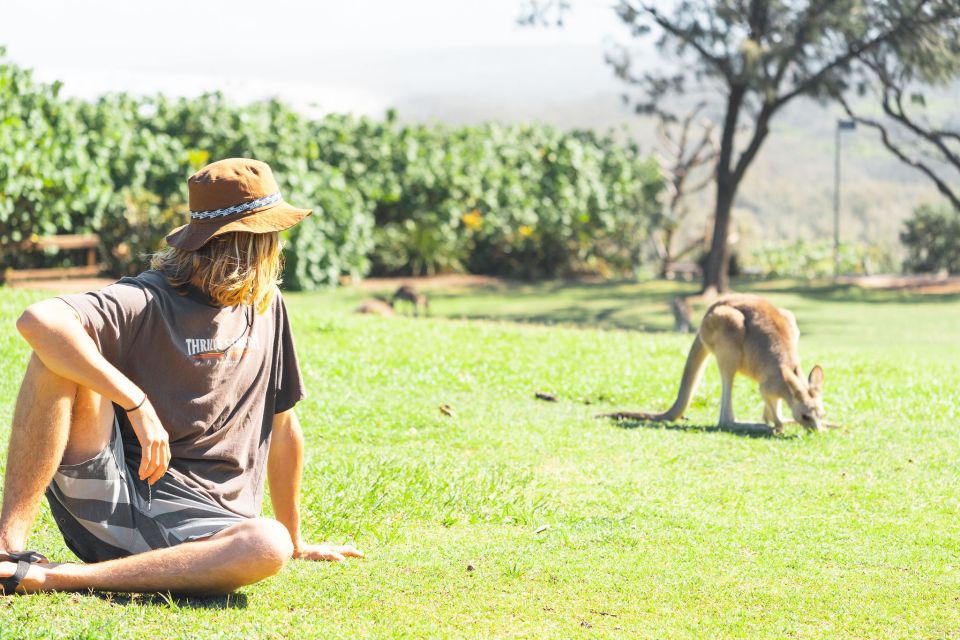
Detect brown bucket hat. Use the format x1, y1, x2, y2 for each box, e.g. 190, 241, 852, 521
165, 158, 312, 251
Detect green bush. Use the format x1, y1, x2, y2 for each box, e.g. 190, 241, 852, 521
0, 52, 664, 287
741, 239, 898, 279
0, 54, 113, 267
362, 121, 663, 279
901, 204, 960, 274
283, 165, 374, 290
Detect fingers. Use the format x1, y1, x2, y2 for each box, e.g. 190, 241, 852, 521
138, 450, 151, 482
139, 441, 158, 481
139, 439, 171, 485
306, 547, 345, 561
130, 408, 171, 485
146, 447, 169, 485
298, 544, 364, 562
147, 442, 171, 485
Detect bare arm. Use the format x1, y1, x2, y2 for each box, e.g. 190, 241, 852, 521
18, 299, 143, 407
16, 298, 170, 484
267, 409, 304, 548
268, 409, 363, 562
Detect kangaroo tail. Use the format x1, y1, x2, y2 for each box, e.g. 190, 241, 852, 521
598, 334, 710, 421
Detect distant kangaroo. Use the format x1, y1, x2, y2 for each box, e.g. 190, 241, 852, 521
392, 284, 429, 317
600, 294, 826, 433
354, 297, 395, 317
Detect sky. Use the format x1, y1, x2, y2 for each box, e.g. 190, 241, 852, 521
0, 0, 646, 120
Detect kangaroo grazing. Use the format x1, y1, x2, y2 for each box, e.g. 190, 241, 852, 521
354, 297, 396, 317
600, 294, 826, 433
392, 284, 429, 317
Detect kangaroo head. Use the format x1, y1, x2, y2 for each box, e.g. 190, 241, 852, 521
783, 365, 825, 432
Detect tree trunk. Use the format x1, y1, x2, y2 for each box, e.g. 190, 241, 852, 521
658, 227, 675, 278
702, 83, 747, 294
702, 177, 734, 293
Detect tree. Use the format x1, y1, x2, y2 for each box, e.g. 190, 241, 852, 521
839, 13, 960, 210
523, 1, 958, 292
651, 104, 718, 278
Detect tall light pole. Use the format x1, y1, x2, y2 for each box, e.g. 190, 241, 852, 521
834, 119, 857, 277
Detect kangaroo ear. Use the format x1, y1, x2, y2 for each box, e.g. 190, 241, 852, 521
782, 366, 804, 400
808, 365, 824, 393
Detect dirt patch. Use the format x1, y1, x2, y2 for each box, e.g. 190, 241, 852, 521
5, 277, 117, 292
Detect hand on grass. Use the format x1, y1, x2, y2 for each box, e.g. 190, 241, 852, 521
126, 396, 171, 485
293, 543, 364, 562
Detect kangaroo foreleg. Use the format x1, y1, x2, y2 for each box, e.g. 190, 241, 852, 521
763, 397, 785, 434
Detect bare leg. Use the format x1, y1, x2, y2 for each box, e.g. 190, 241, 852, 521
0, 354, 112, 552
0, 354, 293, 595
1, 518, 292, 595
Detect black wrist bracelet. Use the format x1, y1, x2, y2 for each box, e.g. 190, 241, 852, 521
124, 394, 147, 413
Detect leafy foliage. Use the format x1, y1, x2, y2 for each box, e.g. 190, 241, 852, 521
0, 52, 664, 287
741, 239, 898, 279
901, 204, 960, 274
0, 55, 113, 266
284, 165, 374, 289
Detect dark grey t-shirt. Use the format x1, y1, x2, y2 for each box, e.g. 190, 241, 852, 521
58, 270, 305, 518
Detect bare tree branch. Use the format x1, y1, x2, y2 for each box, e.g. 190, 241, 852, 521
654, 104, 719, 276
633, 2, 734, 82
884, 89, 960, 169
839, 95, 960, 211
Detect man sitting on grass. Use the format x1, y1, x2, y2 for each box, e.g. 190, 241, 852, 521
0, 158, 362, 595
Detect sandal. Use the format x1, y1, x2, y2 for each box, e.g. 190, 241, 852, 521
0, 550, 46, 595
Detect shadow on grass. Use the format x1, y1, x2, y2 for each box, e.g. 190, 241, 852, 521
396, 277, 960, 334
601, 417, 797, 440
89, 590, 248, 609
743, 280, 960, 305
452, 309, 674, 333
427, 280, 687, 332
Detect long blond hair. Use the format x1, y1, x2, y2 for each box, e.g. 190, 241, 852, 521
151, 231, 283, 313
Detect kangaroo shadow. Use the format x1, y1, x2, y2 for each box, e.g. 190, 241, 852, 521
602, 417, 799, 440
89, 590, 249, 609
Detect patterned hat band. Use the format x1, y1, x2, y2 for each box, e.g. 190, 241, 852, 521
190, 191, 282, 220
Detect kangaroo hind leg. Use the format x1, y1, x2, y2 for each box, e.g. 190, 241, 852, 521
699, 304, 746, 428
715, 353, 738, 427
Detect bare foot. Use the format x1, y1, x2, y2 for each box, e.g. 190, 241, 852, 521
0, 560, 59, 594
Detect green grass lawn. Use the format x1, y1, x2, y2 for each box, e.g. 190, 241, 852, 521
1, 278, 959, 638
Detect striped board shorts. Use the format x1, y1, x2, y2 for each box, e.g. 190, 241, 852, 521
45, 413, 246, 563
